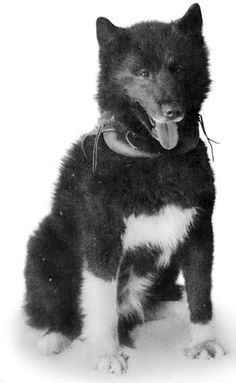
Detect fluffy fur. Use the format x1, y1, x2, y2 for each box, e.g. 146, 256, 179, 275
24, 3, 225, 374
122, 206, 197, 255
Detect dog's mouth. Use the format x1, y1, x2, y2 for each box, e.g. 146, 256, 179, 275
149, 115, 184, 150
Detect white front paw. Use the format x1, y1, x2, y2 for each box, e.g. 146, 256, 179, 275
96, 352, 128, 375
184, 340, 226, 360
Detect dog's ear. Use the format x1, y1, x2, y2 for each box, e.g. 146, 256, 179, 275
176, 3, 203, 35
96, 17, 122, 48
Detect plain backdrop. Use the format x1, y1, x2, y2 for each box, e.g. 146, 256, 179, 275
0, 0, 236, 382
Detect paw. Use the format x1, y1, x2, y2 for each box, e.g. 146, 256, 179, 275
184, 340, 226, 360
37, 332, 71, 355
96, 352, 128, 375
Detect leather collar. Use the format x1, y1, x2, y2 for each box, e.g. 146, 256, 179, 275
103, 128, 157, 159
81, 113, 215, 173
81, 116, 160, 173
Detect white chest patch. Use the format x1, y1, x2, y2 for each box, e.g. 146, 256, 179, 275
122, 204, 197, 266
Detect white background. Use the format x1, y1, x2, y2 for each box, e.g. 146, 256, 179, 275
0, 0, 236, 382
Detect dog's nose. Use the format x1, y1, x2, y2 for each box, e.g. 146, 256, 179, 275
162, 104, 183, 120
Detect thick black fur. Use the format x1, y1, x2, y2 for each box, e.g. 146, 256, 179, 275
25, 4, 215, 344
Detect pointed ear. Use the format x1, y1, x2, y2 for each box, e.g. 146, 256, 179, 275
176, 3, 203, 35
96, 17, 122, 47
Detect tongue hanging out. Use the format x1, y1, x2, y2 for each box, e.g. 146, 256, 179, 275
151, 121, 179, 150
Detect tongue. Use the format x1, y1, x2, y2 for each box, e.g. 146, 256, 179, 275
152, 122, 179, 150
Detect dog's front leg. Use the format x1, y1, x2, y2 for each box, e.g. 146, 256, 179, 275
81, 268, 127, 374
180, 216, 226, 359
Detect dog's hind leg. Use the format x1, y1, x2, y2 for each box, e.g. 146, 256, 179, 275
24, 214, 82, 354
152, 261, 184, 303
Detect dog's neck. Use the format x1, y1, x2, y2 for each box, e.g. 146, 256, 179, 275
81, 110, 216, 173
98, 110, 200, 158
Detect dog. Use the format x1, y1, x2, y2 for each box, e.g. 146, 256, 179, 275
24, 3, 226, 374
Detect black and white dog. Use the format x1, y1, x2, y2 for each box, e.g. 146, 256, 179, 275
25, 3, 225, 374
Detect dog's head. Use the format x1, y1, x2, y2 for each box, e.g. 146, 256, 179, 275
96, 4, 210, 152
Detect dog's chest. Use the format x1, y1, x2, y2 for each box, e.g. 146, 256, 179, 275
122, 204, 197, 265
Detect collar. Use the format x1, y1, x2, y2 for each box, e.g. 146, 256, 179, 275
81, 116, 160, 173
103, 128, 157, 159
81, 113, 217, 173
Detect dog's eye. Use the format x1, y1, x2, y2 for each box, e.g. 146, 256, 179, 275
169, 65, 184, 74
136, 69, 150, 78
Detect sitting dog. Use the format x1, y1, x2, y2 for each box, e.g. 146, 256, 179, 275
24, 3, 226, 374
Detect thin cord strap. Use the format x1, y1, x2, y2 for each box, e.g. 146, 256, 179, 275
198, 114, 220, 161
92, 124, 104, 173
